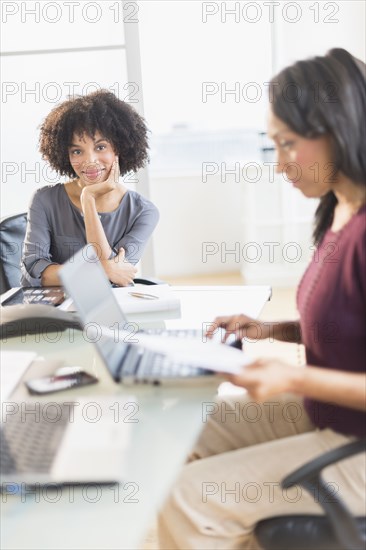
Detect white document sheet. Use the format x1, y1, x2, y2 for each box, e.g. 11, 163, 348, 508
0, 351, 37, 400
97, 326, 251, 374
63, 285, 181, 314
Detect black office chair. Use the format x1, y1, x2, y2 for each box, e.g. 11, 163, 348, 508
254, 439, 366, 550
0, 213, 27, 294
0, 212, 163, 294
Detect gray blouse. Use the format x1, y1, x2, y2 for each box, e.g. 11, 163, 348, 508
21, 184, 159, 286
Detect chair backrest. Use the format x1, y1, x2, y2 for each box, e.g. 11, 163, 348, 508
0, 213, 27, 293
0, 213, 164, 294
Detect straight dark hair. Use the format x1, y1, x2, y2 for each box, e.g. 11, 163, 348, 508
269, 48, 366, 244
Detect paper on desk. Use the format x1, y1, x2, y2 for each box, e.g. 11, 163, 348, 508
0, 351, 37, 401
97, 326, 251, 374
59, 284, 181, 314
112, 284, 181, 314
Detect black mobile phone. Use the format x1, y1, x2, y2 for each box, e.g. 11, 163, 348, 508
25, 370, 98, 395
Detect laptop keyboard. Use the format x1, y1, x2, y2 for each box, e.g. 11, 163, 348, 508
117, 328, 214, 383
1, 404, 71, 475
145, 328, 202, 338
138, 350, 212, 379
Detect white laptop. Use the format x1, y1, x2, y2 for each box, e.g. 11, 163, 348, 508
0, 397, 133, 487
59, 246, 243, 386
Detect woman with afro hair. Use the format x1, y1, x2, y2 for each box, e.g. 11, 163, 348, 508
21, 90, 159, 287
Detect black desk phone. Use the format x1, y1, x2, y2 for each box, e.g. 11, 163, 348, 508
0, 285, 82, 339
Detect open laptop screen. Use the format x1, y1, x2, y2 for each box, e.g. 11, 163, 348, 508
59, 245, 131, 379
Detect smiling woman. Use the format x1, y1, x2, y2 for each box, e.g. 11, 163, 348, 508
21, 90, 159, 287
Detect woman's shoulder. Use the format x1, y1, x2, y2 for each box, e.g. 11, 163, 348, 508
354, 204, 366, 231
327, 204, 366, 242
340, 205, 366, 269
345, 205, 366, 247
354, 205, 366, 250
124, 190, 159, 215
125, 189, 152, 205
31, 183, 65, 202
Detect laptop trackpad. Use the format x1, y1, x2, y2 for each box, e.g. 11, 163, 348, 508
51, 397, 135, 483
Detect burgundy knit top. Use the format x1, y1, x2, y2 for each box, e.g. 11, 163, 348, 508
297, 205, 366, 437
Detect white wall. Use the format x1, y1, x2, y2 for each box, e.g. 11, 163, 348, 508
150, 175, 245, 277
138, 1, 366, 281
273, 1, 366, 72
1, 1, 130, 216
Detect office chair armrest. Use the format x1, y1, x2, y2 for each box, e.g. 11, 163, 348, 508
281, 439, 365, 550
133, 277, 166, 285
282, 439, 365, 490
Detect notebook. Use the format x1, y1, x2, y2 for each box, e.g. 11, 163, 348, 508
59, 246, 247, 385
62, 283, 181, 315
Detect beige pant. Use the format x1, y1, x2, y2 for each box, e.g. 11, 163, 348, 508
158, 394, 365, 549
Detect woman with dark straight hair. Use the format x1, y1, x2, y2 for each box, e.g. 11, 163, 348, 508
270, 47, 366, 245
158, 49, 366, 549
